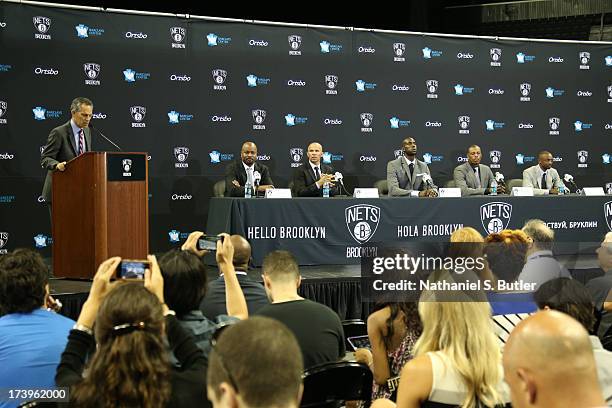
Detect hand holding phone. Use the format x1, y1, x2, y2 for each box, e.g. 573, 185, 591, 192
197, 235, 224, 252
117, 259, 150, 280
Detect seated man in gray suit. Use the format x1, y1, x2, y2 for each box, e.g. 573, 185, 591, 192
522, 150, 566, 196
387, 137, 437, 197
453, 145, 505, 196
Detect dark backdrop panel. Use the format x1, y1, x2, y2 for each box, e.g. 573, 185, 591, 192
0, 3, 610, 256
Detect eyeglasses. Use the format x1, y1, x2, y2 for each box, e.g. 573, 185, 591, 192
210, 322, 240, 393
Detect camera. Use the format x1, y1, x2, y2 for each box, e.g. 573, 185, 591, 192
117, 259, 150, 280
196, 235, 224, 251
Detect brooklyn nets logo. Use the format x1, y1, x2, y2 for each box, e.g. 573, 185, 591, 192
345, 204, 380, 244
480, 202, 512, 234
605, 201, 612, 231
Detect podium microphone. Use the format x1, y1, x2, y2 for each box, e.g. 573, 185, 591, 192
563, 173, 580, 194
334, 171, 349, 196
89, 124, 122, 151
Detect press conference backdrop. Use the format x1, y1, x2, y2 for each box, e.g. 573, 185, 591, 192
0, 1, 611, 257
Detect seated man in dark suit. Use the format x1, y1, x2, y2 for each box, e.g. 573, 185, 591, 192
224, 141, 274, 197
386, 137, 437, 197
200, 234, 269, 320
453, 145, 506, 196
291, 142, 339, 197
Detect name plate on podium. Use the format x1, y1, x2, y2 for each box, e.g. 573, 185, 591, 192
582, 187, 605, 196
353, 188, 379, 198
512, 187, 534, 197
438, 188, 461, 197
265, 188, 292, 198
107, 154, 146, 181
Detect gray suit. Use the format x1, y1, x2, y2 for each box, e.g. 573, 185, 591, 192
522, 165, 565, 196
40, 121, 92, 203
453, 162, 494, 196
386, 156, 431, 196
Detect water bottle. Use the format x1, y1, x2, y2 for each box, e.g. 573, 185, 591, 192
558, 184, 565, 195
322, 182, 330, 198
244, 182, 252, 198
490, 180, 498, 196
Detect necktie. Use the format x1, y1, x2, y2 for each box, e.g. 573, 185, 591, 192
246, 167, 254, 186
474, 167, 481, 188
78, 129, 85, 155
408, 163, 414, 179
541, 172, 547, 190
314, 166, 321, 180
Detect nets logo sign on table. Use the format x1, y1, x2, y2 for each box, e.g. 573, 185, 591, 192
345, 204, 380, 244
480, 202, 512, 234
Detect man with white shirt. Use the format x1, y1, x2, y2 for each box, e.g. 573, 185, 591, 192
40, 97, 93, 211
522, 151, 566, 196
224, 141, 274, 197
518, 219, 571, 290
291, 142, 339, 197
387, 137, 437, 197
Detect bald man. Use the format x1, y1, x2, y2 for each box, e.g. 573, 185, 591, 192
586, 232, 612, 337
291, 142, 339, 197
503, 310, 606, 408
224, 141, 274, 197
200, 234, 269, 319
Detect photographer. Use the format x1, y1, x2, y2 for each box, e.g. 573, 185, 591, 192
55, 255, 207, 407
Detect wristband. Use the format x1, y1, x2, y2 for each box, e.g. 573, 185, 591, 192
73, 323, 93, 336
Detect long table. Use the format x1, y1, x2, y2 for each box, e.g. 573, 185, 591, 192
206, 196, 612, 266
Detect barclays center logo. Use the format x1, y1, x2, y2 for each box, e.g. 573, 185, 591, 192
515, 154, 535, 165
34, 234, 52, 248
606, 56, 612, 66
168, 110, 193, 124
574, 120, 592, 132
485, 119, 505, 131
322, 151, 343, 164
168, 229, 189, 243
389, 116, 410, 129
170, 27, 186, 48
285, 113, 308, 127
83, 63, 101, 86
209, 150, 234, 164
33, 16, 51, 40
75, 23, 104, 38
320, 40, 343, 53
480, 202, 512, 234
355, 79, 377, 92
123, 68, 151, 83
602, 154, 610, 165
423, 153, 443, 164
0, 64, 12, 72
454, 84, 474, 95
516, 52, 535, 63
32, 106, 62, 120
422, 46, 442, 59
246, 74, 270, 87
207, 33, 232, 46
345, 204, 380, 244
545, 87, 565, 98
288, 35, 302, 55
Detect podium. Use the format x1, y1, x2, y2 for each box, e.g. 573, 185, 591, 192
52, 152, 149, 279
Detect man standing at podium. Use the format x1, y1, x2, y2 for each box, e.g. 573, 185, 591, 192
40, 97, 93, 212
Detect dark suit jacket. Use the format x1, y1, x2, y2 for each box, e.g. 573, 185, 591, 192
40, 121, 92, 203
199, 273, 269, 320
292, 162, 339, 197
224, 160, 274, 197
453, 162, 495, 196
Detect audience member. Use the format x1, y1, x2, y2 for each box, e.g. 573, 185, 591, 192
394, 290, 509, 407
517, 219, 570, 289
534, 278, 612, 403
56, 256, 207, 407
200, 234, 268, 319
159, 231, 248, 363
0, 249, 74, 408
449, 226, 494, 282
485, 230, 536, 315
207, 316, 303, 408
256, 250, 345, 369
355, 302, 422, 401
586, 232, 612, 338
503, 311, 606, 408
